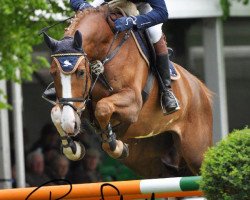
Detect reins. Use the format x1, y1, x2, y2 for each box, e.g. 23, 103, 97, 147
102, 31, 130, 65
38, 16, 74, 36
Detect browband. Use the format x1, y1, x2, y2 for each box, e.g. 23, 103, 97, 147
51, 53, 85, 57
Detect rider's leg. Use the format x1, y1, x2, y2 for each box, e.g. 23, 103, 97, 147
153, 35, 180, 114
137, 3, 180, 114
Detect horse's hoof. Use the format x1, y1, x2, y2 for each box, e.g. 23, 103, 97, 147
118, 142, 129, 159
62, 141, 85, 161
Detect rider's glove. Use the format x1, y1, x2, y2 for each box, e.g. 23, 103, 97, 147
114, 16, 137, 32
70, 0, 92, 11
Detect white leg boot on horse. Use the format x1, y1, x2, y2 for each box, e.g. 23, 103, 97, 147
51, 105, 85, 161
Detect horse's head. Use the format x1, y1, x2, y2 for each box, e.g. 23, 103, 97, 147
44, 30, 91, 135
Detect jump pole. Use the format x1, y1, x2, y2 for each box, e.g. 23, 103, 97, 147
0, 176, 203, 200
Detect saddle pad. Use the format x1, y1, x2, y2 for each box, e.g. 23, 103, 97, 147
131, 30, 180, 80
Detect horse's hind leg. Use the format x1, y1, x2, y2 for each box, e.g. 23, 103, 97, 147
177, 123, 212, 174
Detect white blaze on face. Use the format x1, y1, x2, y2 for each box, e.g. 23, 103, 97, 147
60, 72, 76, 134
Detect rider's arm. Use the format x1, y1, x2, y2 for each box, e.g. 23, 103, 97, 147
70, 0, 168, 32
114, 0, 168, 32
135, 0, 168, 30
70, 0, 85, 11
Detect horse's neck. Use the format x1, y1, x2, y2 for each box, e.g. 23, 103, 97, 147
75, 11, 147, 101
76, 14, 114, 61
90, 33, 148, 102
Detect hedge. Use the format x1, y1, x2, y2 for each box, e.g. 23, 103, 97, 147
200, 128, 250, 200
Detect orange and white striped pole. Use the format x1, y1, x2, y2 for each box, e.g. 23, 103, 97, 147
0, 176, 203, 200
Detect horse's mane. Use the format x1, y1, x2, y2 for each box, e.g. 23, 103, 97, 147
65, 6, 106, 36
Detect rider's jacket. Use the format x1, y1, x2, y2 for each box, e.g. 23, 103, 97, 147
70, 0, 168, 30
128, 0, 168, 29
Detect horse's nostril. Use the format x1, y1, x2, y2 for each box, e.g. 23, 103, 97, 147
74, 122, 77, 130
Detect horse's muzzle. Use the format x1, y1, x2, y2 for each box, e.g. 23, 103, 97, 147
61, 105, 81, 136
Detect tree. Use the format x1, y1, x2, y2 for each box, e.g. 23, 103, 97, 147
221, 0, 249, 19
0, 0, 71, 82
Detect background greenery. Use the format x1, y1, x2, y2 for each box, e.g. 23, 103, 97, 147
221, 0, 249, 19
200, 128, 250, 200
0, 0, 72, 82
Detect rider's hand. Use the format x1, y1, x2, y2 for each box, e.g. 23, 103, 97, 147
70, 0, 92, 11
114, 16, 137, 32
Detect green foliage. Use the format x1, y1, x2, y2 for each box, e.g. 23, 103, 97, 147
200, 128, 250, 200
0, 89, 12, 109
0, 0, 72, 82
100, 155, 140, 181
220, 0, 249, 19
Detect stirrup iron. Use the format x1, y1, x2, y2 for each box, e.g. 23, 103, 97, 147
160, 92, 180, 115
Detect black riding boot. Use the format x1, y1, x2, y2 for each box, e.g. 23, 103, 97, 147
156, 54, 180, 114
154, 35, 180, 115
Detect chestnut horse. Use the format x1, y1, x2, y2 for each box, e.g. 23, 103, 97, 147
43, 5, 212, 178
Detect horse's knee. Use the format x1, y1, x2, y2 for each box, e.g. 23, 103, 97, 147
123, 104, 141, 123
126, 113, 138, 123
95, 101, 114, 119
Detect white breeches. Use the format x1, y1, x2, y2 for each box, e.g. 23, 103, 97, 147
136, 3, 163, 43
91, 0, 106, 7
90, 0, 165, 44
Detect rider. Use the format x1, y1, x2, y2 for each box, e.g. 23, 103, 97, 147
70, 0, 180, 114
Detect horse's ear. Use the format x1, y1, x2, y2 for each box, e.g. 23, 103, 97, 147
43, 32, 58, 51
73, 30, 83, 51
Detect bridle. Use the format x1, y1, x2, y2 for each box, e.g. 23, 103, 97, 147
43, 30, 130, 115
43, 52, 89, 113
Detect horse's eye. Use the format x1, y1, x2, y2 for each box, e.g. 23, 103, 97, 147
77, 70, 84, 78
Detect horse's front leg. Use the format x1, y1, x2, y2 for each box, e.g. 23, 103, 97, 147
51, 105, 85, 161
95, 88, 142, 159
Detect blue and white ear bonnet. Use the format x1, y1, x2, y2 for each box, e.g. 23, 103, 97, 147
51, 53, 85, 74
